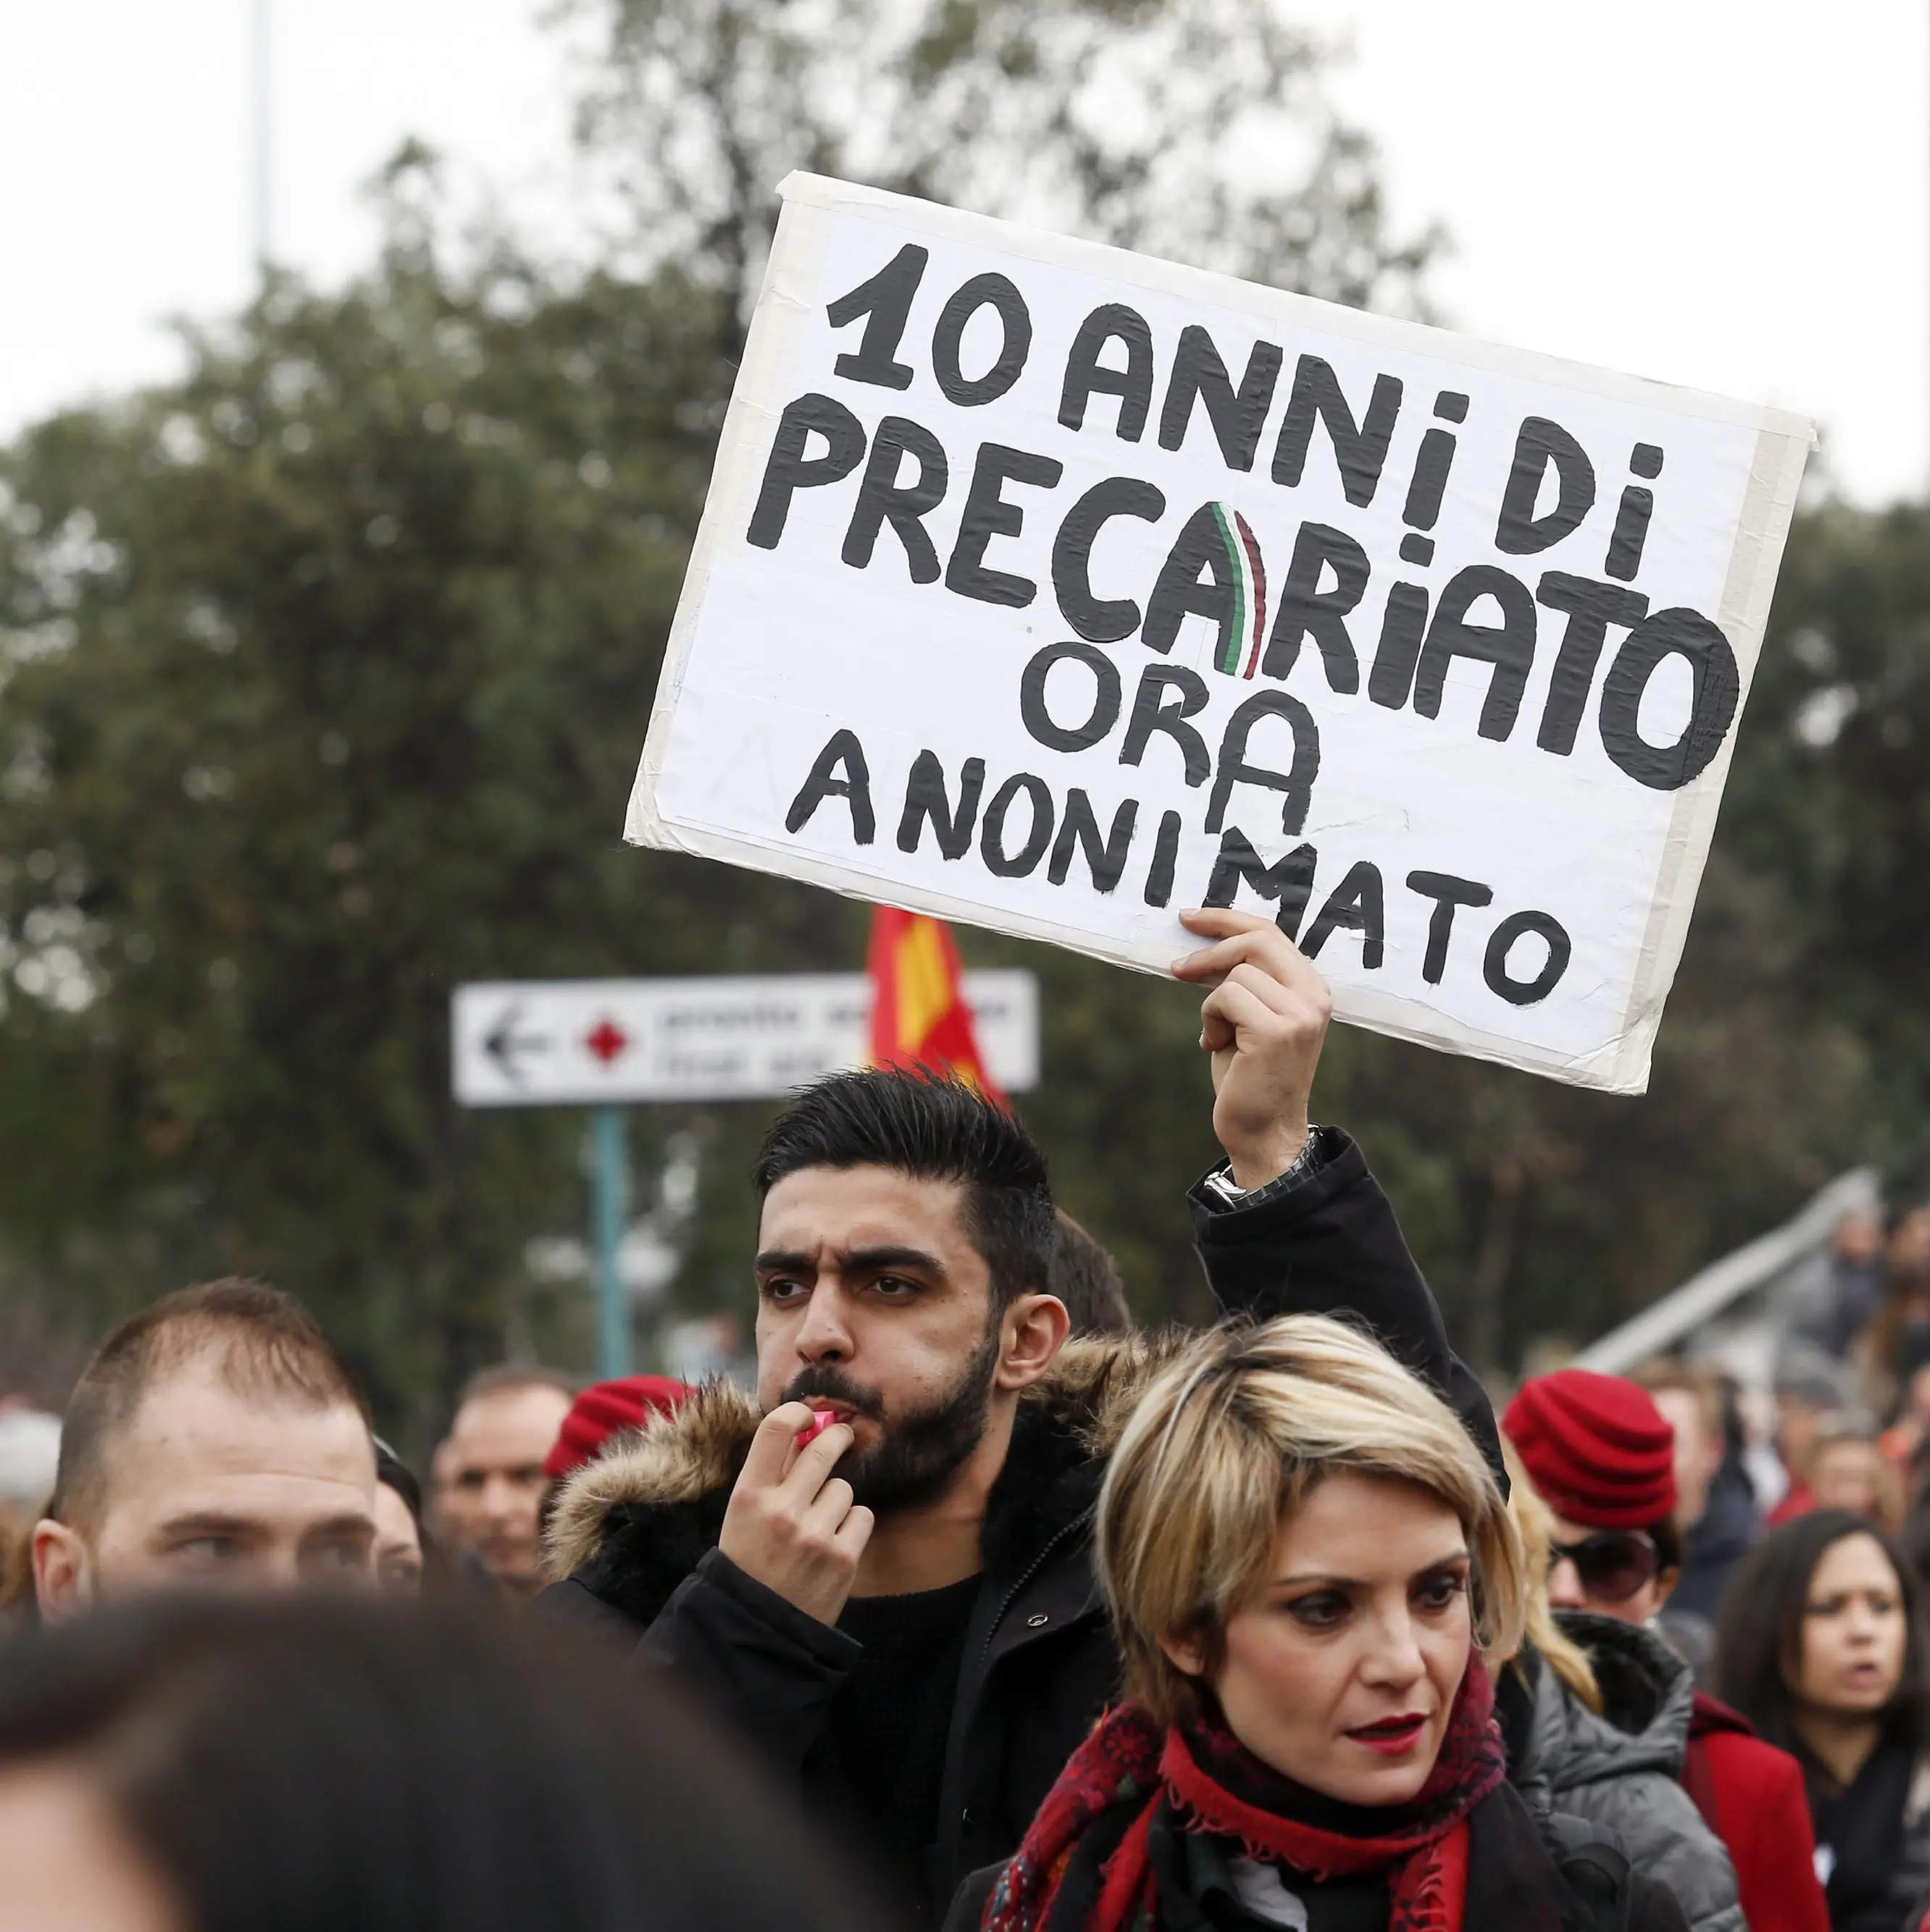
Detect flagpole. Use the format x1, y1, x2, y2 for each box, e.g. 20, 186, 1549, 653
252, 0, 273, 270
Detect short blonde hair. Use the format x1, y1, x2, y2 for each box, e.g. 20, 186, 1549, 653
1098, 1314, 1526, 1728
1503, 1443, 1603, 1715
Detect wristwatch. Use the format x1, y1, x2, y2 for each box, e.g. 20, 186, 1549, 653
1200, 1125, 1330, 1208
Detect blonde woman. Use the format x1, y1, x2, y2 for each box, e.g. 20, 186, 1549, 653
964, 1316, 1688, 1932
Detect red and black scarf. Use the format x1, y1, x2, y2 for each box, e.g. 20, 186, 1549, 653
982, 1661, 1505, 1932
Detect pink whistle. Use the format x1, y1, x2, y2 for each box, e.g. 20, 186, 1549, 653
798, 1408, 838, 1447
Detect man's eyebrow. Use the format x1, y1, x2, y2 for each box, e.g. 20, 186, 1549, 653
755, 1249, 814, 1276
299, 1513, 379, 1543
754, 1245, 949, 1279
155, 1511, 267, 1541
835, 1245, 948, 1279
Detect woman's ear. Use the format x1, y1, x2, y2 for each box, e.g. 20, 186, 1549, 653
1160, 1631, 1208, 1678
1652, 1565, 1680, 1613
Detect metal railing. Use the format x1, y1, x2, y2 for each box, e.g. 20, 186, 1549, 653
1575, 1167, 1880, 1382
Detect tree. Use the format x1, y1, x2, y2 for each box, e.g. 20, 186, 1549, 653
0, 191, 761, 1432
567, 0, 1431, 325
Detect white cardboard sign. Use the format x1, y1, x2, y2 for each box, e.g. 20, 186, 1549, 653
626, 174, 1813, 1093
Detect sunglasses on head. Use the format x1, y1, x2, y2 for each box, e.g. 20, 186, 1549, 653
1546, 1529, 1660, 1604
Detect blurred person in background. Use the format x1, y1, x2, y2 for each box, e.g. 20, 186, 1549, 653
1505, 1366, 1831, 1932
1639, 1362, 1763, 1622
438, 1366, 575, 1602
373, 1443, 431, 1594
1879, 1366, 1930, 1479
1500, 1446, 1753, 1932
0, 1409, 63, 1623
1774, 1360, 1854, 1526
1826, 1209, 1891, 1360
543, 910, 1507, 1925
427, 1437, 459, 1546
955, 1316, 1684, 1932
0, 1593, 881, 1932
31, 1281, 377, 1618
1860, 1210, 1930, 1422
1810, 1423, 1905, 1531
1718, 1512, 1930, 1932
1047, 1209, 1135, 1337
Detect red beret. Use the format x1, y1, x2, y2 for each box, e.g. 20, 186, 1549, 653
544, 1375, 692, 1480
1502, 1368, 1678, 1529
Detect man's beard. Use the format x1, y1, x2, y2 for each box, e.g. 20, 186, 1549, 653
781, 1323, 1000, 1513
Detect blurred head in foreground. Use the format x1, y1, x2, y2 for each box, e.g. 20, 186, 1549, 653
439, 1367, 575, 1599
33, 1282, 377, 1618
0, 1594, 878, 1932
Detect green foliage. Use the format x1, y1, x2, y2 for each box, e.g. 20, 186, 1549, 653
568, 0, 1432, 317
0, 212, 758, 1429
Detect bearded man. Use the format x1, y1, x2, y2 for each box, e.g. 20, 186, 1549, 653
540, 911, 1497, 1923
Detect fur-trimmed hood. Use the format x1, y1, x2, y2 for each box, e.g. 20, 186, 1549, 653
546, 1331, 1174, 1630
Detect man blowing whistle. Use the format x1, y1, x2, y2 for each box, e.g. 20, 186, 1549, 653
540, 909, 1499, 1923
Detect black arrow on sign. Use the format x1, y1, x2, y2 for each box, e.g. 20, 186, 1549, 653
482, 1003, 552, 1086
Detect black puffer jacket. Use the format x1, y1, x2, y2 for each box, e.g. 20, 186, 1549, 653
538, 1132, 1500, 1925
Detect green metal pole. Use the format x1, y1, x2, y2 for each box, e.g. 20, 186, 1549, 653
591, 1105, 630, 1379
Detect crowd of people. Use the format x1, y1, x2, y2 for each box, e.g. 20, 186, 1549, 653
0, 905, 1926, 1932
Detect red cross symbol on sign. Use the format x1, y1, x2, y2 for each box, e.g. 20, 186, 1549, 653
584, 1019, 630, 1066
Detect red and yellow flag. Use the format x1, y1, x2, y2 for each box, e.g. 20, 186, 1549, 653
866, 907, 1002, 1101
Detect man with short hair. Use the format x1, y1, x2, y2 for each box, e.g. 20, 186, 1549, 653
33, 1279, 377, 1617
439, 1366, 575, 1600
542, 908, 1496, 1922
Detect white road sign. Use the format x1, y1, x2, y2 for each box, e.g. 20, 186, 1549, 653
451, 971, 1039, 1107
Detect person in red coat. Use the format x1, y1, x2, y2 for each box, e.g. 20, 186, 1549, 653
1505, 1368, 1831, 1932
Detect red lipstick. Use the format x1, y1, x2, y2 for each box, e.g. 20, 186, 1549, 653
1345, 1713, 1427, 1756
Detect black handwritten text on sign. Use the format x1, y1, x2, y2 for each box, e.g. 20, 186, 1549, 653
627, 176, 1812, 1093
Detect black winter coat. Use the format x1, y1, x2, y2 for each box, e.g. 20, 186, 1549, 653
536, 1131, 1500, 1925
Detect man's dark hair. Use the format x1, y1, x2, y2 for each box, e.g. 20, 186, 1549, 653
0, 1594, 885, 1932
754, 1069, 1054, 1310
1715, 1509, 1930, 1759
1050, 1211, 1135, 1337
49, 1279, 369, 1530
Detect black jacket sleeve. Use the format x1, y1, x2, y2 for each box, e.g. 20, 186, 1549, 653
638, 1547, 862, 1773
1189, 1128, 1504, 1486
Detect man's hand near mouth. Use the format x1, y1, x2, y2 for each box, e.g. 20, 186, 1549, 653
718, 1400, 876, 1623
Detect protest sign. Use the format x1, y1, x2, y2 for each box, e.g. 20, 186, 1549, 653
625, 174, 1813, 1093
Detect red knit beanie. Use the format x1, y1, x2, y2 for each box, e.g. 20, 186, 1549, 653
544, 1375, 692, 1480
1502, 1367, 1678, 1529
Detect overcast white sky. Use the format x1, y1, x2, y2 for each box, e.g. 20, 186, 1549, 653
1, 1, 1924, 503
